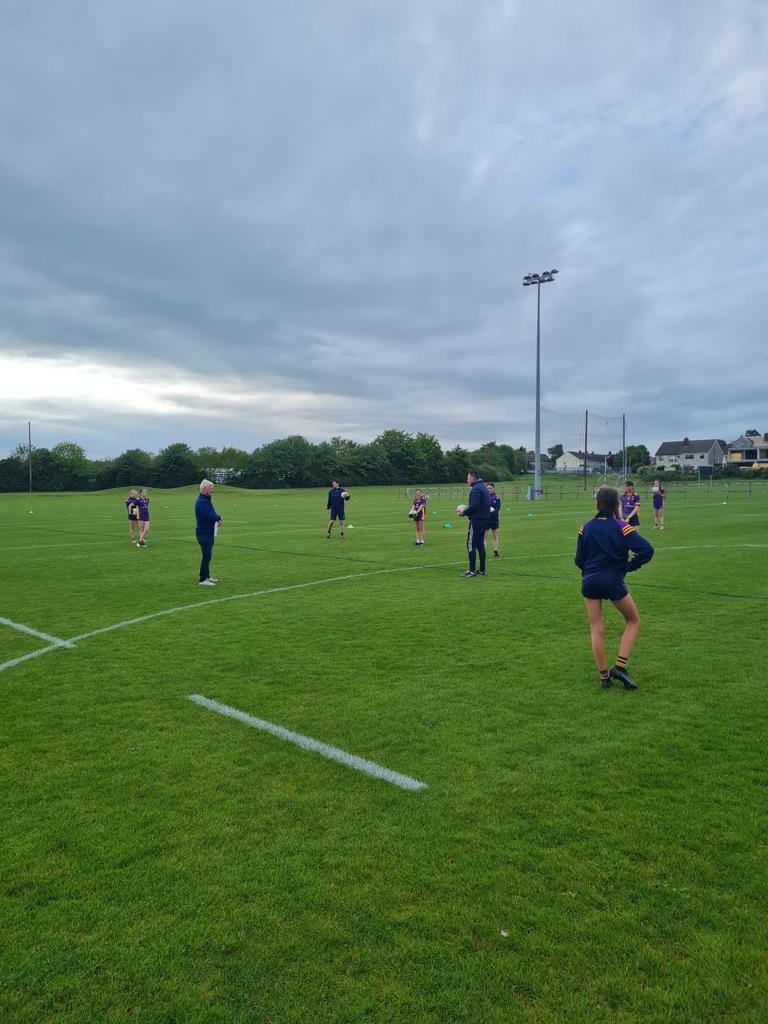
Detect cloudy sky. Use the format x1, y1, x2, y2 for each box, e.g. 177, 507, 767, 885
1, 1, 766, 460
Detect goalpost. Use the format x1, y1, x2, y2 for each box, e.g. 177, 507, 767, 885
540, 408, 627, 489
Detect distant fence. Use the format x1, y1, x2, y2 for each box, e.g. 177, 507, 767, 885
400, 481, 763, 503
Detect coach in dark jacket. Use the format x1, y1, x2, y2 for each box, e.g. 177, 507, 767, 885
458, 470, 491, 576
195, 479, 222, 586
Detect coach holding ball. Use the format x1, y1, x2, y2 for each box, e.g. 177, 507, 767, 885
195, 479, 222, 586
457, 470, 491, 577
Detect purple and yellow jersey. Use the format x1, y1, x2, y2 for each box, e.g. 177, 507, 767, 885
620, 492, 640, 520
411, 495, 427, 521
137, 496, 150, 521
126, 497, 138, 519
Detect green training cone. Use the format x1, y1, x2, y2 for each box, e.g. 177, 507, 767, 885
443, 522, 452, 529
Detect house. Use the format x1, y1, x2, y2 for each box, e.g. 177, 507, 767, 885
726, 434, 768, 468
654, 438, 725, 471
555, 450, 610, 473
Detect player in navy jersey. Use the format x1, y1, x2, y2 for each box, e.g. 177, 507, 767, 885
326, 480, 346, 539
651, 479, 666, 529
410, 489, 427, 544
575, 485, 654, 689
136, 489, 150, 547
487, 483, 501, 558
125, 489, 139, 543
620, 480, 640, 528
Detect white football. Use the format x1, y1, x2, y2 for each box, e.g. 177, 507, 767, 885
651, 486, 659, 493
456, 504, 467, 514
341, 491, 350, 500
408, 510, 417, 519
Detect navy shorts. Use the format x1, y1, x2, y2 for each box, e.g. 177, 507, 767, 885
329, 508, 345, 521
581, 569, 628, 602
488, 520, 499, 531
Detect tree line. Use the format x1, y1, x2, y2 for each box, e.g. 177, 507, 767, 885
0, 432, 530, 492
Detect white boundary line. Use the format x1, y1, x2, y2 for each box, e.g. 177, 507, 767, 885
0, 616, 74, 647
187, 694, 427, 791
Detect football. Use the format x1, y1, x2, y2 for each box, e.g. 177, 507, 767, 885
341, 491, 350, 500
651, 486, 659, 494
456, 504, 467, 514
408, 509, 417, 519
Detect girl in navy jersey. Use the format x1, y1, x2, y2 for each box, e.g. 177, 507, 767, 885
575, 485, 654, 689
410, 489, 427, 545
125, 489, 139, 543
651, 479, 666, 529
137, 488, 150, 547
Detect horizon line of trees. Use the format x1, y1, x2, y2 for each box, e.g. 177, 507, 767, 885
0, 431, 531, 493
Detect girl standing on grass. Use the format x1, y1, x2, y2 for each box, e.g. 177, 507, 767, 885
410, 489, 427, 545
137, 488, 150, 547
575, 485, 654, 690
652, 479, 666, 529
125, 489, 139, 543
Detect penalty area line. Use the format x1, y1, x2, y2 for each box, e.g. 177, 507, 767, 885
0, 616, 75, 648
187, 694, 427, 792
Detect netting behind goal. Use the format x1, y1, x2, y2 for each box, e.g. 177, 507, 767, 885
540, 408, 626, 485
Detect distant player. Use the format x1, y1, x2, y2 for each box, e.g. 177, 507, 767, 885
125, 489, 139, 543
195, 478, 222, 585
137, 488, 150, 546
326, 480, 346, 539
575, 485, 654, 689
487, 483, 501, 558
410, 489, 427, 545
651, 480, 666, 530
620, 480, 640, 528
457, 470, 491, 576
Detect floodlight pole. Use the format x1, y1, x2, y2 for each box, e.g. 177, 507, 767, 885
523, 269, 558, 499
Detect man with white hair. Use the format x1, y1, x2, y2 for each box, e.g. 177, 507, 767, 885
195, 479, 222, 586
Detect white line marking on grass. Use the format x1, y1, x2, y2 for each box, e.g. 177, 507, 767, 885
0, 644, 66, 673
0, 616, 74, 647
186, 694, 427, 791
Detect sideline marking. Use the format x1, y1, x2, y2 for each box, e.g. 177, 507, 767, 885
0, 644, 66, 673
0, 616, 74, 648
187, 694, 427, 791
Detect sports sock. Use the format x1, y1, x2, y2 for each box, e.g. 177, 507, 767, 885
615, 655, 628, 670
599, 668, 610, 682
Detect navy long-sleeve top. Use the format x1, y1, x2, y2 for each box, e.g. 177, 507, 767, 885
195, 493, 221, 536
575, 516, 654, 576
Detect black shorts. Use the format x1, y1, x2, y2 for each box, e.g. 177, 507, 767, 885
581, 569, 628, 602
329, 508, 345, 521
488, 520, 499, 531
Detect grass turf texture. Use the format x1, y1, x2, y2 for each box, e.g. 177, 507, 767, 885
1, 483, 766, 1024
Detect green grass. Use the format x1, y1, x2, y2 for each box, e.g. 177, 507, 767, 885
1, 482, 766, 1023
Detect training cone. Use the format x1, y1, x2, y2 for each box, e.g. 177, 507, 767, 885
443, 522, 452, 529
432, 511, 438, 515
348, 524, 354, 528
527, 512, 534, 517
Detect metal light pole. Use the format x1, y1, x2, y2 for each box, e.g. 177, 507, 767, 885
522, 269, 558, 499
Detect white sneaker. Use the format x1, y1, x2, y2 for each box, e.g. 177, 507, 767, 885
207, 577, 218, 583
199, 579, 216, 586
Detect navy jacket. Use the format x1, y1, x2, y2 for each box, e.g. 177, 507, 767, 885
195, 493, 221, 536
575, 516, 654, 576
465, 479, 491, 521
488, 494, 501, 526
327, 486, 345, 511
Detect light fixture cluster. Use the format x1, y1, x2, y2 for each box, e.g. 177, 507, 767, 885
522, 269, 558, 286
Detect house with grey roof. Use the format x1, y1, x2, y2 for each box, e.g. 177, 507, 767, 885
654, 438, 725, 471
726, 434, 768, 468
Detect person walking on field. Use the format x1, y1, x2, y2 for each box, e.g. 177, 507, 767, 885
195, 479, 222, 586
137, 488, 150, 547
651, 479, 667, 529
575, 485, 654, 690
457, 470, 491, 576
410, 489, 427, 545
326, 480, 347, 539
125, 489, 139, 543
487, 482, 501, 558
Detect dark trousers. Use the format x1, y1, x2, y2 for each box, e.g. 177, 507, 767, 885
467, 518, 489, 572
196, 531, 214, 581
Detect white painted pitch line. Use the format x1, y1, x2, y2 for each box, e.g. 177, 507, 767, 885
0, 644, 67, 674
0, 616, 74, 648
187, 694, 427, 791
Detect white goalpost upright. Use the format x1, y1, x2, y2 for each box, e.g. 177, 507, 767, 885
540, 408, 627, 489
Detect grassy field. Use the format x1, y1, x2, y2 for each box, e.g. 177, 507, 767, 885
1, 481, 766, 1023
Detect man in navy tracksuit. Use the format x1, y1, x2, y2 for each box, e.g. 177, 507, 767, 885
195, 479, 222, 586
458, 470, 491, 576
326, 479, 347, 538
